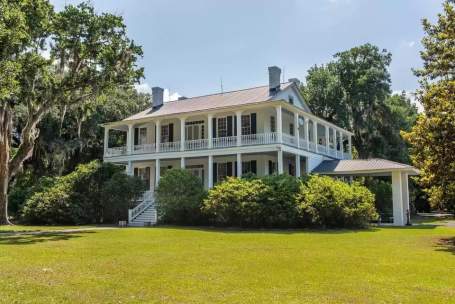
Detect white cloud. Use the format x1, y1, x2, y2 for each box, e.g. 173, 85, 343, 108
134, 83, 181, 102
134, 83, 152, 94
393, 90, 423, 113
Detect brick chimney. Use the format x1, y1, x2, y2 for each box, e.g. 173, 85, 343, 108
268, 66, 281, 95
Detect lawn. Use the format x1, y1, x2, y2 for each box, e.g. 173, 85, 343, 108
0, 224, 454, 304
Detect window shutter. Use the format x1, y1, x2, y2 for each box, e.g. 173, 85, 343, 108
234, 116, 237, 136
268, 160, 273, 175
227, 162, 233, 177
212, 117, 217, 138
134, 128, 139, 145
213, 162, 218, 184
227, 116, 233, 136
251, 160, 257, 174
251, 113, 257, 134
154, 125, 156, 144
169, 123, 174, 142
134, 167, 138, 176
234, 161, 238, 177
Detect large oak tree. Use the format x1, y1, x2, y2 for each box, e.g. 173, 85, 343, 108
0, 1, 143, 224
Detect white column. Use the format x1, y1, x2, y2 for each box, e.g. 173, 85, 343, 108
236, 153, 242, 177
180, 117, 186, 151
208, 114, 213, 149
155, 159, 161, 187
277, 149, 283, 174
295, 154, 301, 178
392, 171, 405, 226
401, 172, 410, 225
304, 118, 309, 150
325, 125, 329, 152
126, 160, 133, 176
348, 135, 352, 157
127, 124, 134, 154
294, 112, 299, 148
276, 105, 282, 143
312, 121, 318, 152
334, 129, 338, 151
155, 120, 161, 152
236, 111, 242, 146
180, 157, 185, 169
103, 127, 109, 155
208, 155, 213, 188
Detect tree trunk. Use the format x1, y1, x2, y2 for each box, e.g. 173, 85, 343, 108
0, 105, 12, 225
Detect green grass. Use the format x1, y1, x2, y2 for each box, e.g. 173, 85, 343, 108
0, 225, 454, 304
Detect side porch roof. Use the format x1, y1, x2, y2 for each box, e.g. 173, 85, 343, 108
312, 158, 419, 176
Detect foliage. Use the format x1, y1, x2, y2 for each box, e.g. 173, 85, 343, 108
156, 169, 206, 225
202, 177, 268, 227
7, 171, 56, 217
365, 179, 393, 217
21, 160, 145, 224
0, 0, 144, 224
258, 174, 301, 227
403, 0, 455, 213
203, 174, 375, 228
296, 176, 378, 228
301, 44, 418, 163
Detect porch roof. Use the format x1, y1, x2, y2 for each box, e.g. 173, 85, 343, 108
312, 158, 419, 176
124, 82, 293, 121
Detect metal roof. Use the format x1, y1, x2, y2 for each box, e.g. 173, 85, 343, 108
124, 82, 294, 121
312, 158, 419, 176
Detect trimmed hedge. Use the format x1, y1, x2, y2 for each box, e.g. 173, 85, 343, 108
21, 160, 145, 224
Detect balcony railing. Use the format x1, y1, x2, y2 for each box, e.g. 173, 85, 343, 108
106, 132, 351, 160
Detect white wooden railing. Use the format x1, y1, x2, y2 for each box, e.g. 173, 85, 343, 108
128, 191, 154, 223
134, 143, 156, 154
212, 136, 237, 148
241, 132, 278, 146
159, 141, 180, 153
105, 146, 127, 157
105, 132, 352, 160
185, 139, 208, 151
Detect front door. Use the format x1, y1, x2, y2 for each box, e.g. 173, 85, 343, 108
187, 165, 204, 186
134, 167, 151, 190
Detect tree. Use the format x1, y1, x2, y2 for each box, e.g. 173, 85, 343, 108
0, 1, 143, 225
301, 44, 418, 162
403, 0, 455, 213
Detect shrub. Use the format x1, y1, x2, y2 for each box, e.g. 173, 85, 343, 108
296, 175, 378, 228
202, 177, 269, 227
365, 179, 393, 218
259, 174, 301, 227
156, 169, 206, 225
21, 160, 145, 225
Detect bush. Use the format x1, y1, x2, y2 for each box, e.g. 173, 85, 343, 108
202, 177, 268, 227
21, 160, 145, 225
156, 169, 206, 225
365, 179, 393, 217
296, 175, 378, 228
259, 174, 301, 227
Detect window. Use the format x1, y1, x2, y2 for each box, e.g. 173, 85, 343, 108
187, 165, 204, 185
134, 167, 150, 190
270, 116, 276, 132
217, 163, 228, 182
241, 115, 251, 135
185, 120, 204, 140
139, 128, 147, 145
161, 125, 170, 143
217, 117, 227, 137
288, 95, 294, 105
290, 123, 294, 136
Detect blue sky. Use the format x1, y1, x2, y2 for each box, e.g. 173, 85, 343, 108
51, 0, 441, 105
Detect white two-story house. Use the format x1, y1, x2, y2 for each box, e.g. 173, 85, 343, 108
103, 66, 418, 227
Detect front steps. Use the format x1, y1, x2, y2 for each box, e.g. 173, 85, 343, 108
128, 191, 158, 226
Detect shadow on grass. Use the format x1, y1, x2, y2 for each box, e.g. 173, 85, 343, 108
0, 231, 95, 246
151, 225, 383, 235
435, 237, 455, 255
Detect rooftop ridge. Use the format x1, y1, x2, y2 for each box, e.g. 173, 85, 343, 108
165, 82, 291, 103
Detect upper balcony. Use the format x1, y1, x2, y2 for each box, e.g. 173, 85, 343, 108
103, 103, 353, 160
